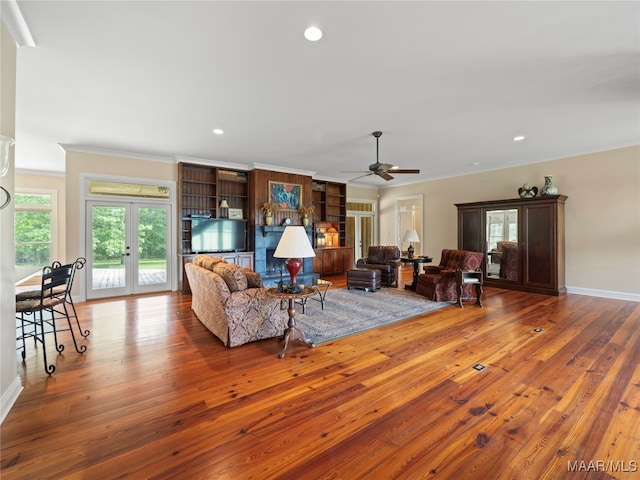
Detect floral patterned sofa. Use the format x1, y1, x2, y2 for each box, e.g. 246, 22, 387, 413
415, 249, 484, 302
185, 255, 288, 347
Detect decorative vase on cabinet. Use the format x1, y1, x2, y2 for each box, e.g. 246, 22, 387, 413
540, 175, 558, 196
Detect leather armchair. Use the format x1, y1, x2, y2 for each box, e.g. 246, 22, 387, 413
356, 246, 401, 287
416, 249, 484, 302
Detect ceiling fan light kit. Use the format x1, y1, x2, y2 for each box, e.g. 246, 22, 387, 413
347, 131, 421, 182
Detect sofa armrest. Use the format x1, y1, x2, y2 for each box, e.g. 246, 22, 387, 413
224, 288, 289, 347
423, 265, 444, 274
440, 269, 457, 278
356, 258, 370, 266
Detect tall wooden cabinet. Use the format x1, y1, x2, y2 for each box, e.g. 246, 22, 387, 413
456, 195, 567, 296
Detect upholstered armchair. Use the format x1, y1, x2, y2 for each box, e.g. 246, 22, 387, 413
416, 249, 484, 302
356, 246, 401, 287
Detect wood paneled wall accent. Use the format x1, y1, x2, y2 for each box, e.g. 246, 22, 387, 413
249, 169, 313, 226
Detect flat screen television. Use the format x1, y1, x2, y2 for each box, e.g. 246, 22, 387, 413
191, 218, 247, 253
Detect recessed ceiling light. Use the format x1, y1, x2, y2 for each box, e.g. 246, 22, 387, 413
213, 129, 224, 135
472, 162, 480, 166
304, 26, 323, 42
513, 135, 525, 142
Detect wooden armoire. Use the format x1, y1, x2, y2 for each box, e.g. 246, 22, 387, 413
456, 195, 568, 296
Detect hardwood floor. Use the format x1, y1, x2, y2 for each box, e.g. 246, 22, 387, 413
2, 268, 639, 479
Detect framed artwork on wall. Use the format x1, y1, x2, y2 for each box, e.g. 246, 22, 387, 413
269, 181, 301, 210
228, 208, 243, 219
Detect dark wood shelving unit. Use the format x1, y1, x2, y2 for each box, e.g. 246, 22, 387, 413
312, 180, 347, 247
178, 163, 250, 254
177, 162, 252, 292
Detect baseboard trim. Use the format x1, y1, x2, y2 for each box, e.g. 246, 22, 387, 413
1, 375, 23, 424
567, 286, 640, 302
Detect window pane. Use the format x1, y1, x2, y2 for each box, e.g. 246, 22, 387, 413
15, 210, 52, 266
15, 211, 51, 242
15, 193, 51, 206
16, 244, 50, 266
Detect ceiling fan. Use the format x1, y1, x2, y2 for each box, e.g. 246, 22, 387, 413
346, 131, 421, 182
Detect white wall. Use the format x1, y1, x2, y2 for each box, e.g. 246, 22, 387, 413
1, 20, 23, 424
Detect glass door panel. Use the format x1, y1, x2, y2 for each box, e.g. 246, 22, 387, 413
135, 205, 170, 293
486, 208, 518, 281
347, 212, 374, 260
88, 202, 129, 297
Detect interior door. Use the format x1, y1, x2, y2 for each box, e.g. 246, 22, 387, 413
86, 201, 171, 299
347, 213, 374, 260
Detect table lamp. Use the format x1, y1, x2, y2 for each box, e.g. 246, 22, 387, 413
273, 226, 316, 291
219, 199, 229, 218
402, 229, 420, 259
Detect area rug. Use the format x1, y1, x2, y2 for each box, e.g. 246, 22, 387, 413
295, 287, 450, 344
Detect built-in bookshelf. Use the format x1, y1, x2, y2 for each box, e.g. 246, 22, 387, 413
177, 163, 249, 254
311, 180, 346, 246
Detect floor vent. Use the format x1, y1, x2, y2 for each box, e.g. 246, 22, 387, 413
472, 364, 486, 371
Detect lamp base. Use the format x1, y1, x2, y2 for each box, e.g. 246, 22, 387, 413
407, 244, 415, 259
285, 257, 303, 286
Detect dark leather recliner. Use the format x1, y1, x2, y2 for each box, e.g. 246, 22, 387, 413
356, 246, 401, 287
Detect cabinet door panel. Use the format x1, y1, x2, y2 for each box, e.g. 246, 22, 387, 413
458, 208, 482, 252
523, 204, 555, 288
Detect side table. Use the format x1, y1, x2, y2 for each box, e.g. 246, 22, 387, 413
400, 256, 433, 291
267, 286, 316, 358
455, 269, 483, 308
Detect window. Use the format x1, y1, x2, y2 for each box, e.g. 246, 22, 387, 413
15, 190, 57, 272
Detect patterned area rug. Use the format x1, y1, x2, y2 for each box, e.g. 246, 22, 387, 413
295, 287, 450, 344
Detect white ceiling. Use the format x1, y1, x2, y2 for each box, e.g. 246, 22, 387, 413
8, 0, 640, 186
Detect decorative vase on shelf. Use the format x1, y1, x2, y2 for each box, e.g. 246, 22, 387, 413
302, 214, 309, 227
540, 175, 558, 196
265, 213, 273, 226
518, 184, 538, 198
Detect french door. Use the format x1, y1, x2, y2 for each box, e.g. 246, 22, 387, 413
86, 201, 171, 299
347, 212, 375, 261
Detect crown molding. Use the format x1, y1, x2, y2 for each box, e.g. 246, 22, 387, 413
249, 163, 316, 177
15, 167, 64, 177
174, 155, 249, 171
58, 144, 174, 164
1, 0, 35, 47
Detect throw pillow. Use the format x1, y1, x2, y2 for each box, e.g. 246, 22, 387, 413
213, 263, 248, 292
242, 268, 263, 288
194, 255, 225, 271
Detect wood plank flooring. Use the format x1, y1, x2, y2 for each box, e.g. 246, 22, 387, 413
2, 268, 639, 479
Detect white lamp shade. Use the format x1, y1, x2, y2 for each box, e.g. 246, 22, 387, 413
402, 229, 420, 243
273, 226, 316, 258
219, 199, 229, 208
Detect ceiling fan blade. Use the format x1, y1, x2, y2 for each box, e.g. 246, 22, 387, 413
348, 172, 375, 182
378, 171, 394, 181
392, 169, 421, 174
